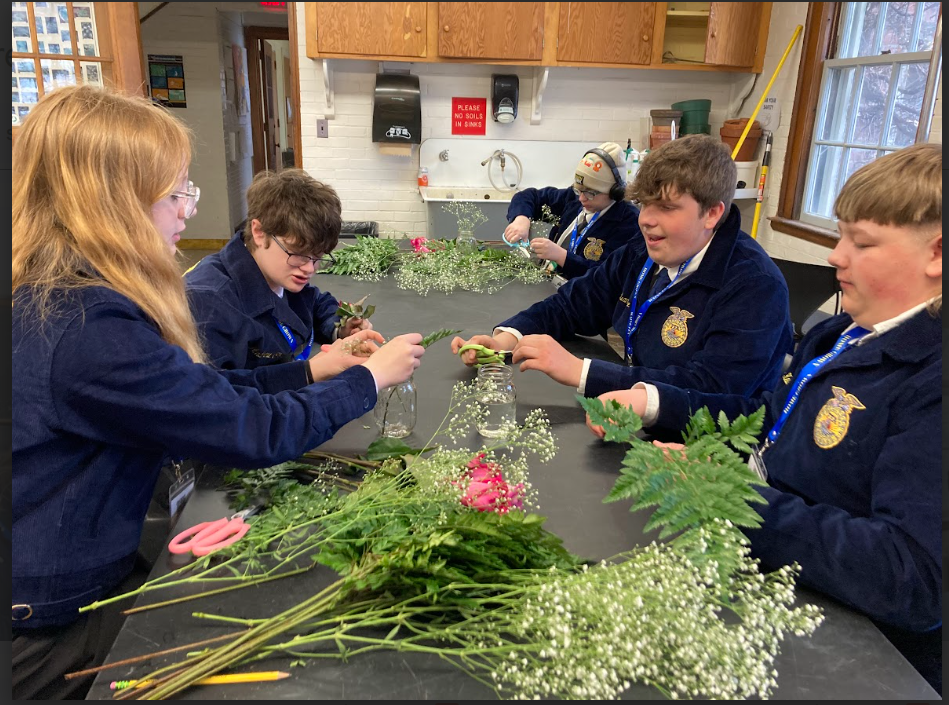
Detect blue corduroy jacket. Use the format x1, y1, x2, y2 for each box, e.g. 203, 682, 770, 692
650, 310, 942, 632
499, 203, 793, 398
12, 285, 377, 628
506, 186, 641, 279
185, 234, 342, 393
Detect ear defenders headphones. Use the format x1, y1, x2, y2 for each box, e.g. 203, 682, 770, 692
584, 147, 627, 202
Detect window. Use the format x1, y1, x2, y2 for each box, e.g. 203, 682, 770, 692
772, 2, 942, 245
11, 2, 144, 132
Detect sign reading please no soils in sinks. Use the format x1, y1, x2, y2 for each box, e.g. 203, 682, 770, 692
452, 97, 486, 135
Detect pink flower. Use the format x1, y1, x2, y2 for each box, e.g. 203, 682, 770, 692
410, 237, 432, 253
458, 453, 524, 514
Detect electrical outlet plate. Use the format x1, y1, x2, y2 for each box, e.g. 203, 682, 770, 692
317, 118, 328, 138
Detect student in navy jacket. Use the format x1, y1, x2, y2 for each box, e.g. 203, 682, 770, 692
11, 86, 425, 700
502, 141, 641, 279
454, 135, 792, 400
186, 169, 376, 394
589, 143, 943, 693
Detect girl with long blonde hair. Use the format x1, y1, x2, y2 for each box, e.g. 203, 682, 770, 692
12, 86, 425, 699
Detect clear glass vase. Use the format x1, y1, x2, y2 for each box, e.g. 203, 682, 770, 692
475, 364, 516, 438
455, 229, 478, 254
373, 375, 417, 438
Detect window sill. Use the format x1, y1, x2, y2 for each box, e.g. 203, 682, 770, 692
769, 216, 839, 249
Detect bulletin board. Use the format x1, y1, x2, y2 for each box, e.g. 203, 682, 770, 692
148, 54, 187, 109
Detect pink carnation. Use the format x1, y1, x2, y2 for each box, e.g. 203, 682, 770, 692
410, 237, 432, 253
458, 453, 524, 514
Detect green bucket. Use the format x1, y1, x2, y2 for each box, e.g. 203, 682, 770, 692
679, 123, 711, 135
672, 99, 711, 129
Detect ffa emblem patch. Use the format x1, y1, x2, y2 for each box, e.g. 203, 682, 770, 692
661, 307, 694, 347
813, 386, 865, 449
583, 238, 605, 261
782, 372, 793, 385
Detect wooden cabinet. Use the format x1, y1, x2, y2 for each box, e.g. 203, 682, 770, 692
557, 2, 656, 66
437, 2, 544, 61
311, 2, 428, 58
303, 2, 771, 73
658, 2, 771, 71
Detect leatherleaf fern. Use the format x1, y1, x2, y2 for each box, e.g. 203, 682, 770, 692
578, 396, 768, 589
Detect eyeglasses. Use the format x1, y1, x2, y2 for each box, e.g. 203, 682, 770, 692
171, 181, 201, 218
572, 186, 602, 200
269, 233, 336, 270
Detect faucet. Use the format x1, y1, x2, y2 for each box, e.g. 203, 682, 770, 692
438, 149, 450, 161
481, 148, 506, 168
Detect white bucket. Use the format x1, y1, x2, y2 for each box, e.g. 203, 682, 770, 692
735, 161, 759, 190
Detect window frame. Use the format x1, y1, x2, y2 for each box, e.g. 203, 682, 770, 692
771, 2, 942, 247
11, 2, 145, 140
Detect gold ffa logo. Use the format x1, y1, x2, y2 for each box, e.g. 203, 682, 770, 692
782, 372, 793, 385
813, 386, 865, 449
583, 238, 605, 261
661, 307, 694, 347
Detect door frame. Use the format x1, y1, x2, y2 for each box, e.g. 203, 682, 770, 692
245, 25, 291, 174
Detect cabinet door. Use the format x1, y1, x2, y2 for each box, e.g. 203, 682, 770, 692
558, 2, 656, 65
704, 2, 762, 67
315, 3, 427, 57
437, 2, 544, 60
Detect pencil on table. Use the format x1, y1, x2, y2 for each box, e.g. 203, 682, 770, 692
110, 670, 290, 690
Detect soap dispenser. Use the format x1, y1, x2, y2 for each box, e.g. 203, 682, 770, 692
491, 74, 518, 124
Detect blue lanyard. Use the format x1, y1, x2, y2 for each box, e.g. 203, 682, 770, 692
624, 257, 692, 363
764, 326, 871, 449
567, 210, 602, 254
273, 317, 314, 361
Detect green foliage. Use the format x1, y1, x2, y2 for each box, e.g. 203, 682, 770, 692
396, 240, 549, 295
578, 396, 768, 581
420, 328, 462, 348
364, 437, 433, 461
321, 236, 400, 279
335, 294, 375, 331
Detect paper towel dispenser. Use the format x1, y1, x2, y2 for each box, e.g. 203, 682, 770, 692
372, 73, 421, 144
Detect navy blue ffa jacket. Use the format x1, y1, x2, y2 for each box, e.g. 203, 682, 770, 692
499, 204, 792, 398
12, 285, 377, 629
185, 234, 341, 393
506, 186, 641, 279
650, 310, 942, 632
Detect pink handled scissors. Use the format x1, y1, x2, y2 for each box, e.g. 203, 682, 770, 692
168, 506, 260, 557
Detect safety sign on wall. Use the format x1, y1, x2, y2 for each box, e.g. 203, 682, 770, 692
451, 97, 486, 135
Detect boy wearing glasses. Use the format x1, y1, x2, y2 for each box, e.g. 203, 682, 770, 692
502, 142, 641, 279
186, 169, 376, 392
454, 135, 792, 402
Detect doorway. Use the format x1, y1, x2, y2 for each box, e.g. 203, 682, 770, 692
246, 26, 296, 174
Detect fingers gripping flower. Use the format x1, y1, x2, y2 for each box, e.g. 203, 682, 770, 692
458, 452, 524, 514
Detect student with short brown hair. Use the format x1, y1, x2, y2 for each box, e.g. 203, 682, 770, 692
186, 169, 375, 392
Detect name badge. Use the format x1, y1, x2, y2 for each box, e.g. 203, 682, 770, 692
168, 461, 196, 522
748, 447, 768, 481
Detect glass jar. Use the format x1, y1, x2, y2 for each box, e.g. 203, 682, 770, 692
455, 229, 478, 254
374, 375, 417, 438
475, 364, 516, 438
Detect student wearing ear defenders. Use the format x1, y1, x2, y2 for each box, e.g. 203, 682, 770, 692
502, 142, 641, 279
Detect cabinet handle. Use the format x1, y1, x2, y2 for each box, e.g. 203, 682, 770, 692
415, 26, 422, 32
642, 34, 649, 42
443, 25, 450, 32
